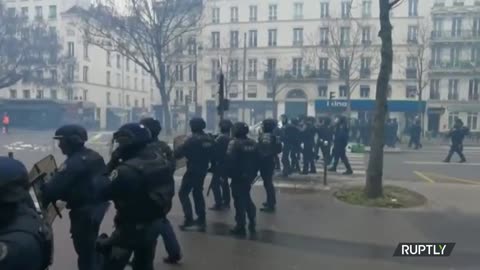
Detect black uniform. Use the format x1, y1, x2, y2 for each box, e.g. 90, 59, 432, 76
42, 125, 109, 270
409, 121, 422, 149
139, 117, 181, 264
226, 122, 259, 237
210, 131, 232, 210
329, 118, 353, 175
0, 157, 53, 270
316, 117, 333, 164
444, 120, 468, 163
99, 123, 174, 270
281, 120, 300, 176
258, 119, 282, 212
175, 118, 215, 230
300, 119, 316, 174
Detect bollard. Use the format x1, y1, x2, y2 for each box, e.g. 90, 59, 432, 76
8, 152, 14, 159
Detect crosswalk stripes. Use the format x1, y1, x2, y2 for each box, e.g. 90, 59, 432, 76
314, 153, 366, 176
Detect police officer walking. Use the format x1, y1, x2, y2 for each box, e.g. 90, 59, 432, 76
209, 119, 233, 211
258, 119, 282, 213
98, 123, 175, 270
175, 117, 215, 231
300, 117, 317, 175
444, 118, 469, 163
42, 125, 109, 270
329, 117, 353, 175
0, 157, 53, 270
139, 118, 182, 264
226, 122, 259, 237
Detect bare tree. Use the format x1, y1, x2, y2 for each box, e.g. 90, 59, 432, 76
263, 67, 294, 119
81, 0, 203, 134
304, 0, 379, 118
0, 2, 62, 90
365, 0, 404, 198
399, 19, 430, 134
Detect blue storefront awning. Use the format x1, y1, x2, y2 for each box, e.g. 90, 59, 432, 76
315, 99, 426, 113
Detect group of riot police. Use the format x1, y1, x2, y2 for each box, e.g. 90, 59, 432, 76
279, 114, 353, 176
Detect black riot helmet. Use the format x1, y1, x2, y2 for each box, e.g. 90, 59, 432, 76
232, 122, 249, 138
53, 125, 88, 145
140, 117, 162, 139
113, 123, 152, 151
0, 157, 29, 205
262, 119, 277, 133
219, 119, 233, 134
190, 117, 206, 133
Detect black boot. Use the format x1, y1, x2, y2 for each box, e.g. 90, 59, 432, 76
260, 206, 275, 213
163, 255, 182, 265
230, 226, 247, 237
195, 218, 206, 232
179, 219, 195, 230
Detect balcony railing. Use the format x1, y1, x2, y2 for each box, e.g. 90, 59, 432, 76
431, 30, 480, 41
429, 92, 441, 100
448, 93, 459, 100
406, 68, 417, 79
468, 93, 479, 101
430, 61, 478, 71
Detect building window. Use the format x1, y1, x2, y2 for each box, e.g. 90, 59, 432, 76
408, 0, 418, 17
407, 25, 418, 42
68, 42, 75, 57
362, 1, 372, 17
67, 65, 74, 82
452, 18, 462, 37
387, 84, 392, 99
106, 51, 111, 66
21, 7, 28, 17
211, 85, 217, 98
141, 78, 145, 90
362, 27, 371, 44
319, 58, 328, 70
293, 28, 303, 46
229, 85, 239, 98
339, 86, 347, 97
292, 58, 303, 77
249, 5, 257, 22
269, 4, 277, 21
142, 98, 145, 108
175, 65, 183, 81
35, 6, 42, 20
247, 85, 257, 98
10, 89, 17, 98
406, 85, 417, 98
360, 85, 370, 98
320, 27, 329, 45
267, 58, 277, 76
212, 7, 220, 23
50, 69, 57, 82
48, 5, 57, 19
448, 79, 459, 100
248, 30, 258, 47
211, 32, 220, 49
107, 92, 111, 105
268, 29, 277, 47
7, 8, 15, 17
320, 2, 329, 18
50, 89, 57, 100
230, 31, 239, 48
318, 85, 327, 97
126, 58, 130, 71
341, 1, 351, 18
116, 54, 121, 68
116, 73, 121, 87
450, 47, 460, 67
106, 71, 111, 86
229, 60, 239, 80
473, 17, 480, 37
126, 95, 130, 106
467, 113, 478, 130
134, 99, 139, 108
188, 64, 195, 81
83, 89, 88, 101
433, 19, 444, 37
230, 7, 238, 22
431, 47, 442, 66
83, 66, 88, 82
293, 3, 303, 19
430, 79, 440, 100
83, 42, 89, 59
448, 113, 459, 129
340, 27, 350, 45
134, 78, 138, 90
211, 59, 220, 80
340, 57, 349, 76
23, 90, 31, 99
126, 76, 130, 89
248, 59, 257, 79
469, 79, 479, 101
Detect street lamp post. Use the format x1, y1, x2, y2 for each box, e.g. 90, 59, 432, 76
194, 45, 202, 118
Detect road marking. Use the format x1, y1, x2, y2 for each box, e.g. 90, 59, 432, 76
405, 161, 480, 166
423, 172, 480, 185
413, 171, 435, 183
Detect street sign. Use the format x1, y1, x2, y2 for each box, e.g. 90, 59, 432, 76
329, 91, 336, 100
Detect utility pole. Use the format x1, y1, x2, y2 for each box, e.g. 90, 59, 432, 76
242, 32, 247, 122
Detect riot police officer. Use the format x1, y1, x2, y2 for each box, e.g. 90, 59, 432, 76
280, 115, 300, 176
42, 125, 109, 270
444, 118, 468, 163
290, 118, 302, 173
209, 119, 233, 211
300, 117, 317, 174
175, 117, 215, 231
316, 117, 333, 164
258, 119, 282, 213
98, 123, 174, 270
329, 116, 353, 175
226, 122, 259, 237
0, 157, 53, 270
139, 118, 181, 264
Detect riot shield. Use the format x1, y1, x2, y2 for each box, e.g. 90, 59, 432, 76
28, 155, 64, 225
173, 135, 187, 170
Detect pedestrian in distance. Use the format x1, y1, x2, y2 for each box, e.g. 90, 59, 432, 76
2, 112, 10, 134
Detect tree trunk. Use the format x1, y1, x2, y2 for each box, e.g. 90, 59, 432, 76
272, 85, 278, 120
365, 0, 393, 198
346, 80, 352, 119
158, 61, 172, 135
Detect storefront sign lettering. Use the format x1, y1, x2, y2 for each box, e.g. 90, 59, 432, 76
327, 100, 348, 107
